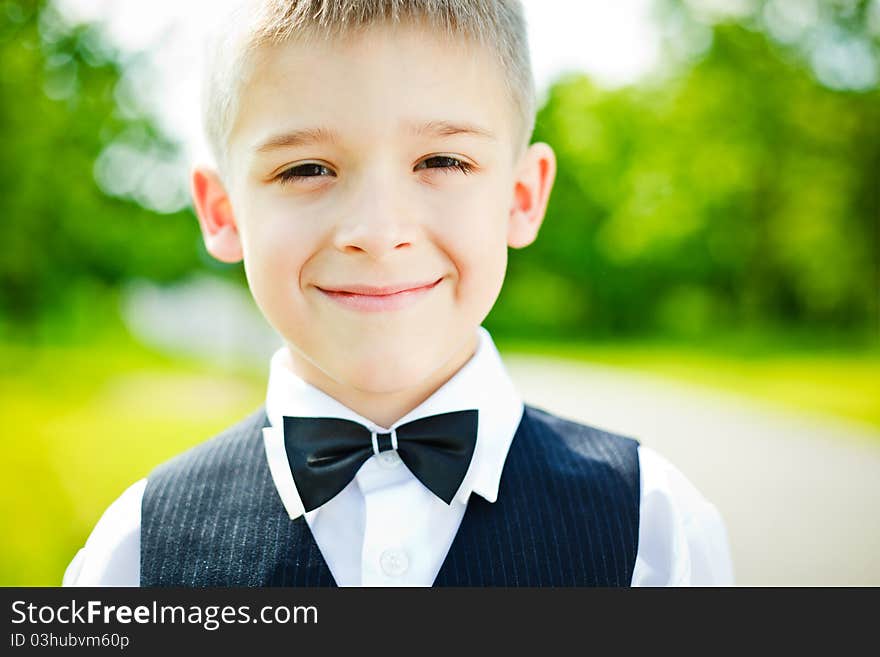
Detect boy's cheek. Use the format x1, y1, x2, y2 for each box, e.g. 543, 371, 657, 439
241, 226, 314, 303
238, 202, 317, 262
251, 245, 309, 295
244, 264, 313, 341
443, 205, 510, 258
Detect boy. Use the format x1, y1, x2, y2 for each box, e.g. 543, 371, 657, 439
63, 0, 734, 586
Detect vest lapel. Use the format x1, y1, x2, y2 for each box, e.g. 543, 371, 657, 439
260, 412, 337, 587
432, 408, 531, 586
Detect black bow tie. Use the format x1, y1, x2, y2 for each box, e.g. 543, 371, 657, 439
282, 410, 479, 512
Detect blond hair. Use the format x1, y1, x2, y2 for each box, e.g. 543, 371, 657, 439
201, 0, 536, 178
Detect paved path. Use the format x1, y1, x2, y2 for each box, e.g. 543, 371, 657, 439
503, 353, 880, 586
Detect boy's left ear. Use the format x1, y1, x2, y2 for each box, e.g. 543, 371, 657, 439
507, 142, 557, 249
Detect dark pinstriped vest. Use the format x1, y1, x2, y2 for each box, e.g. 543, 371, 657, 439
140, 404, 640, 586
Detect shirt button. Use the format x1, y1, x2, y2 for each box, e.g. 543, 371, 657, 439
377, 450, 402, 469
379, 548, 409, 577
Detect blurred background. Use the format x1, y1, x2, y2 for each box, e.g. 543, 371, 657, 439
1, 0, 878, 586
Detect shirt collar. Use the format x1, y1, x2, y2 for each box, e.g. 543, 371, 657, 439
263, 326, 524, 519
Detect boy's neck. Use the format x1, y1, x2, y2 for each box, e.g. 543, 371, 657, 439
281, 332, 479, 429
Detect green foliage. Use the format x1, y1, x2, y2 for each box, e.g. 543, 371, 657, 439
488, 15, 880, 341
0, 0, 215, 330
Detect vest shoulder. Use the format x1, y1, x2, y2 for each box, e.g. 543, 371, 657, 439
515, 405, 641, 502
523, 404, 639, 472
147, 405, 268, 482
522, 403, 640, 452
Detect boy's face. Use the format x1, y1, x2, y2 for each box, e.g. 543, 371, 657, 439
193, 22, 555, 397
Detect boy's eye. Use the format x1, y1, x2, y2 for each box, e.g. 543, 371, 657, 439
275, 163, 336, 184
274, 156, 474, 185
415, 156, 474, 175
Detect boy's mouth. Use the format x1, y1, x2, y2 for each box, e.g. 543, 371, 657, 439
315, 277, 444, 312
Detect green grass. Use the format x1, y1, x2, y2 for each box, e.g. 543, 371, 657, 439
0, 333, 266, 586
2, 327, 878, 585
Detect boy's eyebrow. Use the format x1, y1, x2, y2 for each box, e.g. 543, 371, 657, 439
408, 120, 497, 141
253, 120, 496, 153
254, 127, 338, 153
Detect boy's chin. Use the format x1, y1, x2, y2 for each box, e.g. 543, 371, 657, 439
339, 354, 444, 395
321, 340, 456, 395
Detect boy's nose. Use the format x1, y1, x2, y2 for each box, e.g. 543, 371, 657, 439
331, 183, 416, 259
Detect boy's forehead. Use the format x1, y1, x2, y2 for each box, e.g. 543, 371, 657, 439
228, 22, 516, 157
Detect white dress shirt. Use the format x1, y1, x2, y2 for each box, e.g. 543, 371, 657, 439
62, 326, 735, 587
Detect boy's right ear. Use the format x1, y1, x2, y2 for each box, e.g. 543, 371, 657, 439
191, 166, 244, 263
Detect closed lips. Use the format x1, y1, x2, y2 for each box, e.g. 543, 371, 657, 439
318, 278, 443, 296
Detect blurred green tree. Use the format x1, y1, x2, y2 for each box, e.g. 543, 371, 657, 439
489, 1, 879, 341
0, 0, 208, 336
